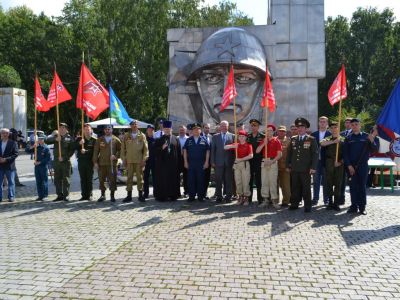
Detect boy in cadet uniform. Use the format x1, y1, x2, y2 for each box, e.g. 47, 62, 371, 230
93, 124, 121, 202
183, 123, 210, 202
320, 121, 345, 211
76, 124, 97, 201
256, 124, 282, 209
121, 119, 149, 202
46, 123, 75, 201
33, 136, 51, 201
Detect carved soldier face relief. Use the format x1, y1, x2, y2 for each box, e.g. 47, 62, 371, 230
197, 66, 262, 125
190, 27, 267, 126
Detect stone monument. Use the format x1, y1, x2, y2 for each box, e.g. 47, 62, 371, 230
167, 0, 325, 131
0, 87, 27, 135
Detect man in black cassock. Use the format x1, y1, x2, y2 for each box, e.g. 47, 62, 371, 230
154, 120, 181, 201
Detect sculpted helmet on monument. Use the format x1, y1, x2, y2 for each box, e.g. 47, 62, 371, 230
189, 27, 267, 125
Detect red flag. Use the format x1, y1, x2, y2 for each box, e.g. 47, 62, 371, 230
328, 64, 347, 106
220, 65, 237, 112
34, 76, 51, 112
261, 67, 276, 112
76, 63, 109, 120
47, 71, 72, 107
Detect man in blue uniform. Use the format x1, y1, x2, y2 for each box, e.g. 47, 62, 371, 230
343, 118, 378, 215
183, 123, 210, 202
33, 136, 51, 201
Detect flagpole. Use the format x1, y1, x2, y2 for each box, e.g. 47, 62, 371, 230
335, 64, 345, 163
265, 66, 269, 159
335, 97, 343, 162
109, 85, 114, 175
228, 65, 236, 159
34, 77, 38, 163
81, 52, 85, 151
54, 62, 62, 160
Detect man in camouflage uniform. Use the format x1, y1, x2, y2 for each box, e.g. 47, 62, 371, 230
121, 120, 149, 202
76, 124, 97, 201
46, 123, 75, 201
320, 121, 345, 211
93, 125, 121, 202
276, 125, 291, 207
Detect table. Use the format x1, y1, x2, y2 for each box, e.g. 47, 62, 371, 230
368, 157, 397, 192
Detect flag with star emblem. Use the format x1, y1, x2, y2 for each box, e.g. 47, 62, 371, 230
76, 63, 109, 120
220, 65, 237, 112
328, 64, 347, 106
261, 66, 276, 112
34, 76, 51, 112
47, 71, 72, 107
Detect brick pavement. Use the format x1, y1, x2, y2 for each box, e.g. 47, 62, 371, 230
0, 153, 400, 299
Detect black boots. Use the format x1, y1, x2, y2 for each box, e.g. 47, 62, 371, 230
123, 191, 133, 203
97, 191, 106, 202
138, 191, 145, 202
110, 191, 116, 202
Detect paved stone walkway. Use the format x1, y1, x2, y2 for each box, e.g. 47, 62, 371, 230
1, 153, 400, 299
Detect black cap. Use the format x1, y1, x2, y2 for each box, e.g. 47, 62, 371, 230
294, 117, 310, 128
236, 123, 244, 128
129, 119, 137, 125
59, 122, 68, 128
147, 124, 155, 130
249, 119, 261, 125
163, 120, 172, 128
350, 118, 361, 123
104, 124, 113, 129
192, 123, 202, 129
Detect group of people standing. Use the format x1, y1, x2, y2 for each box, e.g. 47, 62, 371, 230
1, 114, 378, 215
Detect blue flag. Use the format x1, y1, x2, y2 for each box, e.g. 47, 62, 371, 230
377, 79, 400, 140
109, 86, 132, 125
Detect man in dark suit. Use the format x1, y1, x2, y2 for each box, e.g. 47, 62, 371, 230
211, 120, 235, 202
201, 123, 212, 199
286, 118, 318, 212
338, 117, 353, 204
311, 116, 331, 205
0, 128, 19, 202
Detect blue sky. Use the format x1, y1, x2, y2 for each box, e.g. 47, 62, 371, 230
1, 0, 399, 22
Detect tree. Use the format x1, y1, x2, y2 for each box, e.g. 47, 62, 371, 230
319, 8, 400, 126
0, 65, 22, 87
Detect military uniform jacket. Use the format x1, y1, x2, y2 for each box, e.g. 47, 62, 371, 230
46, 134, 75, 161
321, 136, 345, 163
92, 135, 121, 166
286, 135, 318, 172
121, 130, 149, 164
247, 132, 265, 161
75, 136, 97, 161
35, 144, 51, 168
278, 136, 290, 170
184, 136, 210, 165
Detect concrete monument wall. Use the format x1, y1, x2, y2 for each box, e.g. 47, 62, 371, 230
167, 0, 325, 131
0, 88, 27, 136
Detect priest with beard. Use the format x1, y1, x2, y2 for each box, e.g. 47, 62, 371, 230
153, 120, 181, 201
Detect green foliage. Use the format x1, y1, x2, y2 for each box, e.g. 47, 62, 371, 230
320, 8, 400, 126
0, 0, 252, 132
0, 65, 22, 88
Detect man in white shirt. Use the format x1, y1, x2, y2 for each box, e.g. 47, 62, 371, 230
177, 125, 188, 197
311, 116, 331, 206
